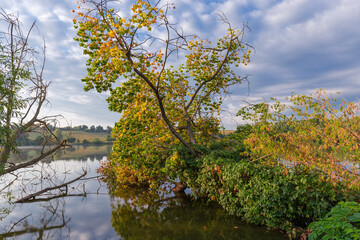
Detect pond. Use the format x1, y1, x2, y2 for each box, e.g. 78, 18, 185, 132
0, 145, 286, 240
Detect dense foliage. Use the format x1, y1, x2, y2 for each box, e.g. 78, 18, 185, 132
160, 137, 347, 235
238, 89, 360, 190
308, 201, 360, 240
74, 0, 251, 188
102, 122, 356, 236
74, 0, 359, 237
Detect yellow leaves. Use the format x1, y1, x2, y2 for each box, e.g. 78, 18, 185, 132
108, 30, 115, 38
213, 165, 222, 174
170, 151, 180, 162
188, 41, 194, 48
74, 0, 253, 191
245, 90, 360, 190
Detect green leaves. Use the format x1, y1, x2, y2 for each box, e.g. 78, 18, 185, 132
75, 0, 251, 187
195, 139, 346, 233
308, 201, 360, 240
348, 213, 360, 223
239, 89, 360, 190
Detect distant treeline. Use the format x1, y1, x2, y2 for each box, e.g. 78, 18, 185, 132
16, 125, 115, 146
58, 125, 113, 133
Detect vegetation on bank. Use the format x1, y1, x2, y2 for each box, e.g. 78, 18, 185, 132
98, 90, 360, 238
0, 0, 358, 238
308, 201, 360, 239
16, 126, 115, 146
73, 0, 359, 238
0, 8, 68, 176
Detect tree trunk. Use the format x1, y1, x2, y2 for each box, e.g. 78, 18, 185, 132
172, 181, 187, 192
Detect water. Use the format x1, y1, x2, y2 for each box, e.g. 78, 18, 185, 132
0, 145, 286, 240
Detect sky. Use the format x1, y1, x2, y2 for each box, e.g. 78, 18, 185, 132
1, 0, 360, 129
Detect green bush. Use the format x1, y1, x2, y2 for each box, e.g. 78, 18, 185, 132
195, 145, 345, 232
308, 201, 360, 240
92, 138, 103, 145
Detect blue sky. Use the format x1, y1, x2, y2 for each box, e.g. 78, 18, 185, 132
1, 0, 360, 129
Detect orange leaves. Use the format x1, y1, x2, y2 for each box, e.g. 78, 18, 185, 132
74, 0, 251, 188
108, 30, 115, 38
243, 90, 360, 190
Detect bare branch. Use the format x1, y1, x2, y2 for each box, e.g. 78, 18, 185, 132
15, 170, 87, 203
2, 140, 68, 175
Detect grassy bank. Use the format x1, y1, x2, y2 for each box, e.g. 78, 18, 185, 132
19, 130, 114, 146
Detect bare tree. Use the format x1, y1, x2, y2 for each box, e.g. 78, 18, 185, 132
0, 8, 67, 175
0, 198, 71, 239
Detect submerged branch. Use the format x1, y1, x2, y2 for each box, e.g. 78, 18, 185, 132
2, 140, 68, 176
15, 170, 87, 203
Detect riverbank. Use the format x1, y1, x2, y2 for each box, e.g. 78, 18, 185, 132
1, 145, 286, 240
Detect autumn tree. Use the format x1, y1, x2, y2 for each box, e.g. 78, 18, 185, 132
0, 9, 67, 175
238, 89, 360, 190
74, 0, 251, 188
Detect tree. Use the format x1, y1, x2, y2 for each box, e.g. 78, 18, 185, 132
0, 9, 67, 174
74, 0, 251, 187
238, 89, 360, 190
54, 129, 63, 142
95, 125, 104, 132
106, 126, 112, 134
89, 125, 95, 132
72, 125, 81, 131
67, 137, 76, 143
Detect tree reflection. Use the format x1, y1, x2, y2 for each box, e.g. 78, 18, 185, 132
11, 145, 112, 162
109, 187, 286, 240
0, 198, 71, 239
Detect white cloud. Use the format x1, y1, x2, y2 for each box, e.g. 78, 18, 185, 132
1, 0, 359, 129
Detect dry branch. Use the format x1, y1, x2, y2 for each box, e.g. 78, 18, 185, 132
15, 170, 87, 203
2, 140, 68, 176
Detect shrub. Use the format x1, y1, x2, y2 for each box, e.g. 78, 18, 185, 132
308, 201, 360, 240
93, 138, 103, 145
196, 145, 346, 232
238, 90, 360, 190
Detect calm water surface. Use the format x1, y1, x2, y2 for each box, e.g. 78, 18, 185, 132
0, 145, 286, 240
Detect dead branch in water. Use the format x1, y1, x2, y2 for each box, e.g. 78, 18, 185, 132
15, 171, 87, 203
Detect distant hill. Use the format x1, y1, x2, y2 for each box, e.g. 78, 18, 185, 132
17, 127, 114, 146
61, 130, 114, 144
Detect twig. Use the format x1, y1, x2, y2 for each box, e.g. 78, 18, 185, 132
2, 140, 67, 175
15, 171, 87, 203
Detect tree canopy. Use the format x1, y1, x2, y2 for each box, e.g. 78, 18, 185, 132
74, 0, 251, 187
238, 89, 360, 190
